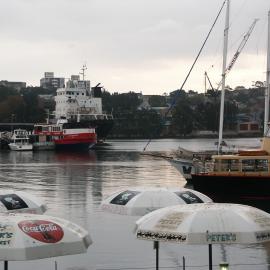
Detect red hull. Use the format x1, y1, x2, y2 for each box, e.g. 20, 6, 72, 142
54, 133, 97, 145
33, 123, 97, 150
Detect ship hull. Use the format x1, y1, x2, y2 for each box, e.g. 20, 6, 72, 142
32, 122, 97, 151
54, 133, 96, 150
0, 118, 114, 142
55, 142, 95, 151
9, 143, 33, 151
188, 174, 270, 211
72, 119, 114, 141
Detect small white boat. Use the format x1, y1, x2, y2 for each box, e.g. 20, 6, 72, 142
8, 129, 33, 151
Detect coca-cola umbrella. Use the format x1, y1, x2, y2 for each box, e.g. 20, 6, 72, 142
0, 190, 47, 214
0, 213, 92, 270
100, 186, 212, 216
135, 203, 270, 270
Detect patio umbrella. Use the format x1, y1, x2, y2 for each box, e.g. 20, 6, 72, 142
0, 212, 92, 270
0, 190, 47, 214
100, 187, 212, 216
101, 186, 212, 270
135, 203, 270, 270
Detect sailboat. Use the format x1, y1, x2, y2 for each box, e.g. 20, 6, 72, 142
170, 5, 270, 208
168, 0, 232, 177
169, 0, 257, 175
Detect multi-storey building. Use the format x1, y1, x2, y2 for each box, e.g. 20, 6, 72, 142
40, 72, 65, 90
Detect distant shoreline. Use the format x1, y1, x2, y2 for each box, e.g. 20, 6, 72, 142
107, 133, 262, 140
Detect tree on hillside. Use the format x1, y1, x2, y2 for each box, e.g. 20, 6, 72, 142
224, 101, 238, 130
192, 101, 219, 132
111, 109, 162, 138
172, 98, 193, 137
148, 95, 167, 107
100, 90, 112, 114
0, 86, 18, 102
110, 92, 140, 112
21, 86, 56, 95
21, 89, 46, 122
0, 96, 25, 122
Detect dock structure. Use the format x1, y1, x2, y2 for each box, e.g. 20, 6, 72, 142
0, 123, 34, 132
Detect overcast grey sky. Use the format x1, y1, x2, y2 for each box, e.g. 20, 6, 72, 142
0, 0, 269, 94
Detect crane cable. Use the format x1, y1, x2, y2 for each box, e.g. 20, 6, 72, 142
215, 18, 258, 90
142, 0, 227, 152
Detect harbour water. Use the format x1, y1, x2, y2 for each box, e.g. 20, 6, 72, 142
1, 138, 269, 270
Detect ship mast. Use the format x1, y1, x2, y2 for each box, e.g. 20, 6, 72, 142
80, 64, 87, 80
264, 10, 270, 135
218, 0, 230, 154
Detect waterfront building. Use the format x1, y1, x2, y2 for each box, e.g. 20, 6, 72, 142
40, 72, 65, 90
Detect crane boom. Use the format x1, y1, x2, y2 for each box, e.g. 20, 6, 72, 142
216, 18, 258, 89
205, 71, 215, 92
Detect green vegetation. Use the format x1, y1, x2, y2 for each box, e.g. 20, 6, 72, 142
0, 84, 265, 138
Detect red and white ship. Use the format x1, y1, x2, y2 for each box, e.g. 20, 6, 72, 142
31, 119, 97, 150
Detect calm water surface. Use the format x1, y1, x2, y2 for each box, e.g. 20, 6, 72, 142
0, 138, 269, 270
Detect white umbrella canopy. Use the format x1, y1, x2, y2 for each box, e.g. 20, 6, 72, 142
135, 203, 270, 270
135, 203, 270, 244
0, 213, 92, 261
0, 190, 47, 214
101, 187, 212, 216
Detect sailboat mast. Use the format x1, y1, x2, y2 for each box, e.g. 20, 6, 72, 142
218, 0, 230, 154
264, 10, 270, 135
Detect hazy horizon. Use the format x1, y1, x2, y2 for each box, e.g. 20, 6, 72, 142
1, 0, 269, 94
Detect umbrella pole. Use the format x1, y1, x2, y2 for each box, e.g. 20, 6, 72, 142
154, 241, 159, 270
208, 244, 212, 270
4, 261, 8, 270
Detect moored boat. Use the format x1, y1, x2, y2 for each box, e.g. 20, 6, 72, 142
168, 6, 270, 210
54, 70, 113, 142
32, 119, 97, 150
188, 9, 270, 208
186, 134, 270, 205
8, 129, 33, 151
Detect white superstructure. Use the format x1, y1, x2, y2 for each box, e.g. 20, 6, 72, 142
8, 129, 33, 151
55, 76, 109, 122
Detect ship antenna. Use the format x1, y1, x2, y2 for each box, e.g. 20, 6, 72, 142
80, 64, 87, 80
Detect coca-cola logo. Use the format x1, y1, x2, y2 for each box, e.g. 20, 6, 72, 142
18, 220, 64, 243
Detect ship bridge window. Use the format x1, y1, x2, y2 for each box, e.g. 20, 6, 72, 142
241, 159, 269, 172
52, 126, 61, 132
254, 159, 268, 172
220, 159, 239, 172
242, 159, 256, 172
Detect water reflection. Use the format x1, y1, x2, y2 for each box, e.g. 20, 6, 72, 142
0, 139, 269, 270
